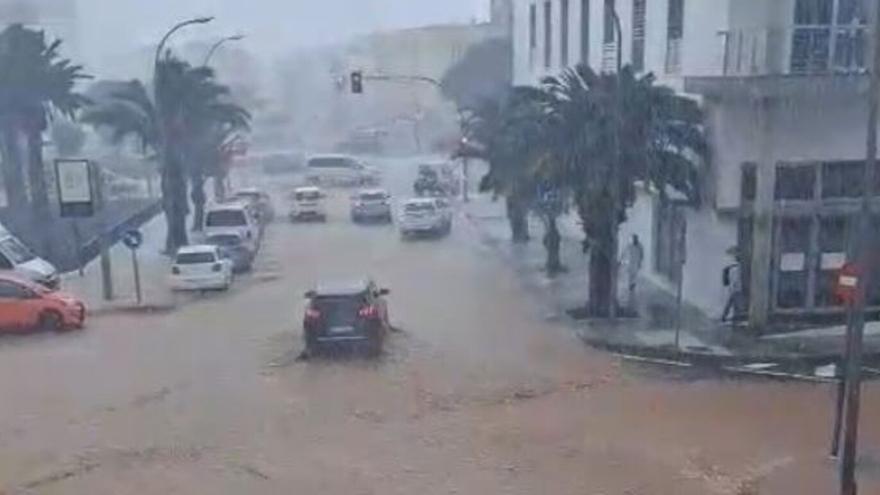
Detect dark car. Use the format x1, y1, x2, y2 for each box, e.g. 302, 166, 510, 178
206, 234, 254, 273
303, 279, 391, 356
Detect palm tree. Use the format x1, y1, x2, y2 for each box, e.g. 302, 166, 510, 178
0, 24, 90, 220
83, 56, 250, 249
542, 64, 707, 316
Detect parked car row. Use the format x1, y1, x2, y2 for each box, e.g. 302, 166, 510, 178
170, 187, 274, 292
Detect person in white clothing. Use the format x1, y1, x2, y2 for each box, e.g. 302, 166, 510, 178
621, 235, 644, 308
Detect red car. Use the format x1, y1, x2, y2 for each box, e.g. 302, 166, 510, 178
0, 274, 85, 332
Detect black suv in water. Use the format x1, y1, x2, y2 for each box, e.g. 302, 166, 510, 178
303, 279, 391, 356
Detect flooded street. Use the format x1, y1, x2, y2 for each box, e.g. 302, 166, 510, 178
0, 160, 878, 494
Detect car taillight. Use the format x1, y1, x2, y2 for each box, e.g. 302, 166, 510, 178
172, 266, 180, 275
305, 307, 321, 320
358, 305, 379, 319
212, 263, 223, 272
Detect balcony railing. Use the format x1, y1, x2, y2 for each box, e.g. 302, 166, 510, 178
665, 37, 682, 74
719, 24, 868, 77
601, 41, 618, 73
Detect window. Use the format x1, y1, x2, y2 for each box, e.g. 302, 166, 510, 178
774, 165, 816, 200
653, 199, 686, 283
560, 0, 569, 66
544, 1, 552, 69
529, 3, 537, 68
631, 0, 647, 71
206, 209, 248, 227
741, 163, 757, 202
580, 0, 590, 64
665, 0, 684, 72
0, 280, 30, 299
176, 252, 217, 265
822, 161, 864, 198
603, 0, 615, 43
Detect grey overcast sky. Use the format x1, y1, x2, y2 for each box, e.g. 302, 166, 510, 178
77, 0, 490, 60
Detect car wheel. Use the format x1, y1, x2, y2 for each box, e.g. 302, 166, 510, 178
38, 310, 64, 332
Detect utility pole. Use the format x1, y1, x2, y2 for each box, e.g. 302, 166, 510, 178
606, 0, 623, 319
839, 4, 880, 494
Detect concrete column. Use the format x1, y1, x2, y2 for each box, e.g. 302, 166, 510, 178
749, 97, 776, 331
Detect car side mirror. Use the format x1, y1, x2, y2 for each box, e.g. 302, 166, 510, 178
304, 290, 316, 299
378, 288, 390, 296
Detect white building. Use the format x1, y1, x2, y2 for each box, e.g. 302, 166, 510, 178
512, 0, 876, 328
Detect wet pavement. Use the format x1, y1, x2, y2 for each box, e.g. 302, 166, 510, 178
0, 157, 879, 494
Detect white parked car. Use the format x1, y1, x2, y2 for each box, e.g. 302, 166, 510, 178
203, 202, 260, 249
350, 189, 392, 223
289, 186, 327, 222
305, 154, 380, 187
169, 245, 234, 291
398, 198, 452, 238
0, 232, 59, 288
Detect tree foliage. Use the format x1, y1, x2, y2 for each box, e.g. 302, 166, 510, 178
441, 38, 512, 110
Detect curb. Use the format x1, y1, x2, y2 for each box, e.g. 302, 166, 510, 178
462, 204, 880, 368
87, 303, 177, 318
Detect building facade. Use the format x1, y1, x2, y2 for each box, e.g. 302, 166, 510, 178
513, 0, 876, 327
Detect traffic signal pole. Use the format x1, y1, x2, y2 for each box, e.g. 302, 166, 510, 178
839, 4, 880, 494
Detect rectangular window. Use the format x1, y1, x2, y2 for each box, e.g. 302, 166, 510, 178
631, 0, 647, 71
561, 0, 570, 66
603, 0, 615, 43
581, 0, 590, 64
665, 0, 683, 72
667, 0, 684, 40
529, 3, 537, 68
741, 163, 756, 202
544, 1, 553, 69
821, 161, 864, 198
653, 199, 686, 283
774, 164, 816, 200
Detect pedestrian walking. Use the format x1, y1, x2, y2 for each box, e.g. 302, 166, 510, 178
621, 235, 644, 308
721, 247, 744, 322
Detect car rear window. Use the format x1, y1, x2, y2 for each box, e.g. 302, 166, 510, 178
296, 191, 322, 201
176, 252, 216, 264
405, 203, 435, 213
206, 210, 247, 227
308, 157, 354, 169
360, 192, 386, 201
207, 235, 242, 247
313, 295, 365, 326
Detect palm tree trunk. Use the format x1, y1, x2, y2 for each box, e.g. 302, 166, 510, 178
505, 195, 530, 243
161, 152, 189, 252
543, 215, 563, 275
0, 123, 27, 211
25, 127, 52, 257
190, 174, 206, 232
213, 174, 226, 202
587, 215, 615, 317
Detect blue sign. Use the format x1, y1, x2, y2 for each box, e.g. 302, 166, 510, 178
122, 229, 143, 250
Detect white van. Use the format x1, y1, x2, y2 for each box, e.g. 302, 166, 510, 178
306, 154, 380, 187
203, 202, 259, 250
0, 233, 59, 288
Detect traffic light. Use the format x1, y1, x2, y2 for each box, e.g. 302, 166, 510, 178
350, 71, 363, 94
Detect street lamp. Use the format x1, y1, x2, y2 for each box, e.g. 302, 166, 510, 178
154, 16, 214, 72
203, 34, 245, 66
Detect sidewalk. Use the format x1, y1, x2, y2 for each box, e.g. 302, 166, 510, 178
61, 213, 175, 315
463, 193, 880, 366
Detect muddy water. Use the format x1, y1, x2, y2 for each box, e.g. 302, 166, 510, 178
0, 160, 876, 494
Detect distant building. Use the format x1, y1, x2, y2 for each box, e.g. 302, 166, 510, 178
0, 0, 80, 59
513, 0, 875, 328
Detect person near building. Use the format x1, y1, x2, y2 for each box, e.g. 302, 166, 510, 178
621, 235, 644, 308
721, 247, 744, 322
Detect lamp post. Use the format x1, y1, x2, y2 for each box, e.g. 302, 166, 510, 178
203, 34, 245, 66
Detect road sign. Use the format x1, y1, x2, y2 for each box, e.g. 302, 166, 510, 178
122, 229, 144, 305
55, 159, 94, 218
835, 262, 860, 305
122, 229, 143, 250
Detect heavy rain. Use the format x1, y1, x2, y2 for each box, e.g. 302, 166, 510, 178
0, 0, 880, 494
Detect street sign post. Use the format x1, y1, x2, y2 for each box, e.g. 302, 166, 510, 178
123, 229, 144, 305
